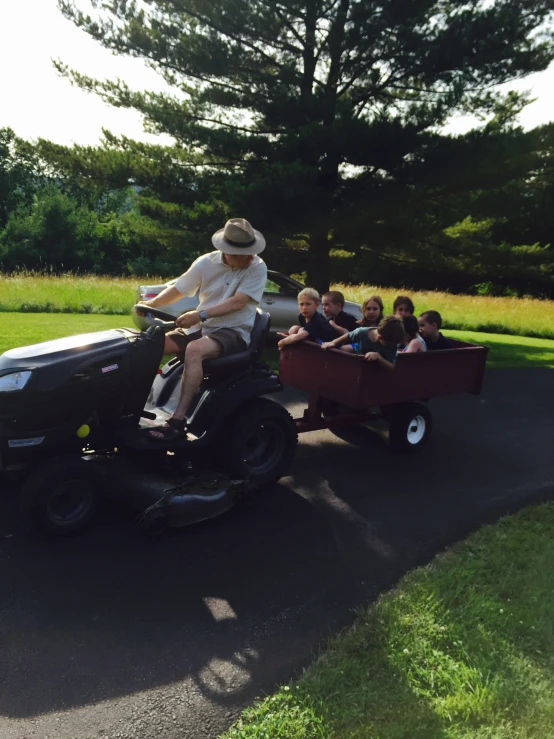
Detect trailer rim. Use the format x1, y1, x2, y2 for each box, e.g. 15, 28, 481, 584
406, 414, 427, 445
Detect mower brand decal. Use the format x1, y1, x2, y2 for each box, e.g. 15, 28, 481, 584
8, 436, 45, 448
101, 363, 119, 374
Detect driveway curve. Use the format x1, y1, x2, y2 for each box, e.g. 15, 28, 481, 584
1, 369, 553, 739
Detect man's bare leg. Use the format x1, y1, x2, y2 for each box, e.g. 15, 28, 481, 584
149, 336, 221, 439
164, 336, 184, 354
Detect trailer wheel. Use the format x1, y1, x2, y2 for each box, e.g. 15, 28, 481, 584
20, 457, 102, 536
388, 403, 432, 453
222, 398, 297, 485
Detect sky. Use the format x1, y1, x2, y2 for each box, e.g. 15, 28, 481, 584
1, 0, 553, 146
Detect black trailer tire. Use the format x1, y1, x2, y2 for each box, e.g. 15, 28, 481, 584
20, 457, 102, 536
221, 398, 297, 484
388, 403, 432, 453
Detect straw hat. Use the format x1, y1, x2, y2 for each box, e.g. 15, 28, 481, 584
212, 218, 266, 255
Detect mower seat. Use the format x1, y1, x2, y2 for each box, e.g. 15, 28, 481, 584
202, 308, 270, 376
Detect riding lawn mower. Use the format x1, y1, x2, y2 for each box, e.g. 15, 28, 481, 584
0, 306, 297, 535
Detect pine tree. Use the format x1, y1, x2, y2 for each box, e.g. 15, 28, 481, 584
52, 0, 554, 290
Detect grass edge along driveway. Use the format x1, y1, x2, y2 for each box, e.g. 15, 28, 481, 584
3, 313, 554, 370
222, 503, 554, 739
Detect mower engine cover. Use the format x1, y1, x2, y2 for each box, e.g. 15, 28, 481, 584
0, 327, 164, 444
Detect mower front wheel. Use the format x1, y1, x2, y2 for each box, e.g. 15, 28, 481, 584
221, 398, 297, 485
20, 457, 103, 536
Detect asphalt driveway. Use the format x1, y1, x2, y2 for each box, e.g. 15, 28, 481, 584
1, 369, 553, 739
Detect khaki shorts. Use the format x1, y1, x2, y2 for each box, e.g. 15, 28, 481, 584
166, 328, 247, 356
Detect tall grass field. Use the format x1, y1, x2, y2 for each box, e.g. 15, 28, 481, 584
335, 283, 553, 340
0, 272, 552, 339
0, 273, 136, 316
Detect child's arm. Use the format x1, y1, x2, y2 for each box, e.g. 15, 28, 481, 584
364, 352, 395, 371
329, 320, 349, 336
277, 325, 301, 338
277, 325, 302, 339
321, 332, 352, 350
403, 338, 420, 353
277, 329, 310, 349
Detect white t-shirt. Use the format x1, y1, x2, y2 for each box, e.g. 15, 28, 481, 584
174, 251, 267, 346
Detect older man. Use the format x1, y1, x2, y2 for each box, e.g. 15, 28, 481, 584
142, 218, 267, 442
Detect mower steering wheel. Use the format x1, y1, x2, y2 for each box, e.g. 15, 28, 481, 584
133, 304, 177, 322
131, 303, 178, 333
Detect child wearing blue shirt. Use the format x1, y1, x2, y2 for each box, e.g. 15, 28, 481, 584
321, 315, 405, 370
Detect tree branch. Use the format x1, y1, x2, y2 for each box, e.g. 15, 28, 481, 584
169, 1, 286, 70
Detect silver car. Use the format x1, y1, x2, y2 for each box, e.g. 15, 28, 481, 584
136, 270, 361, 336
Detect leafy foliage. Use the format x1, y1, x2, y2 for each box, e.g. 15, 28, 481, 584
0, 128, 43, 229
0, 126, 202, 275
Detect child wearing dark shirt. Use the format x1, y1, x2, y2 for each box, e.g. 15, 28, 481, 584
278, 288, 336, 349
393, 295, 415, 318
321, 290, 359, 335
321, 315, 405, 370
418, 310, 452, 350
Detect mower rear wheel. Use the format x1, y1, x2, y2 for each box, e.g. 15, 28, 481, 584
222, 398, 297, 485
20, 457, 103, 536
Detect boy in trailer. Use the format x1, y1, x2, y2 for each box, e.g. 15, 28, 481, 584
418, 311, 452, 351
321, 315, 405, 370
277, 288, 337, 349
321, 291, 359, 335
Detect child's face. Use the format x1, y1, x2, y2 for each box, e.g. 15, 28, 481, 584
322, 297, 341, 319
418, 318, 438, 340
395, 304, 413, 318
298, 297, 319, 319
363, 301, 381, 324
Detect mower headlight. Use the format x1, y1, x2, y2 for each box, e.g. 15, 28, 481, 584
0, 371, 33, 392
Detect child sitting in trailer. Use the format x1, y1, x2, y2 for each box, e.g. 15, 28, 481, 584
402, 314, 427, 353
321, 315, 405, 371
393, 295, 415, 318
277, 287, 337, 349
418, 310, 452, 350
357, 295, 384, 327
321, 290, 359, 335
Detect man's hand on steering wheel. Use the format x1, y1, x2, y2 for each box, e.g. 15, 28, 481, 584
132, 303, 178, 323
135, 299, 150, 316
176, 310, 201, 329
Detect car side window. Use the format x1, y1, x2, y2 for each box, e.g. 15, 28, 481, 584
264, 279, 282, 294
266, 275, 300, 296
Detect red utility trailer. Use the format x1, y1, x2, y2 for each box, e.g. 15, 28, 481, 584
279, 339, 488, 452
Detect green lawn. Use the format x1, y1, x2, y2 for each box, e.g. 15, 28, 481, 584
446, 329, 554, 370
2, 314, 554, 370
223, 503, 554, 739
2, 313, 127, 355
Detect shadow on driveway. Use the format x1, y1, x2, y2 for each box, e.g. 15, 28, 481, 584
0, 369, 553, 738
